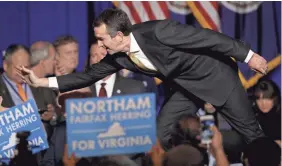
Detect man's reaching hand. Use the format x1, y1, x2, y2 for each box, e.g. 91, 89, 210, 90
16, 66, 49, 88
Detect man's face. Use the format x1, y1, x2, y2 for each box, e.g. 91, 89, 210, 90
56, 42, 79, 74
4, 49, 30, 84
42, 46, 56, 75
94, 24, 123, 55
89, 44, 107, 65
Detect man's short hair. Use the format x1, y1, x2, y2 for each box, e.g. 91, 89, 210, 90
53, 35, 78, 50
30, 42, 52, 67
163, 145, 204, 166
170, 114, 201, 146
92, 8, 132, 37
3, 44, 30, 63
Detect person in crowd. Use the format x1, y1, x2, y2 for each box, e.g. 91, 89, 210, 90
253, 79, 281, 142
148, 123, 229, 166
30, 41, 56, 77
53, 35, 79, 76
169, 114, 229, 165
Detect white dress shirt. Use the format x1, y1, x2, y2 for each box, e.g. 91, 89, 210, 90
48, 33, 254, 89
95, 73, 116, 97
129, 33, 157, 71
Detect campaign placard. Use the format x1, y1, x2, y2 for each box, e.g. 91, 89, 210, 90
0, 99, 49, 161
66, 93, 156, 157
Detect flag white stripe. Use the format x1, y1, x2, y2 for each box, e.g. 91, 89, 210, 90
120, 2, 136, 24
132, 1, 150, 22
150, 1, 166, 20
199, 2, 221, 31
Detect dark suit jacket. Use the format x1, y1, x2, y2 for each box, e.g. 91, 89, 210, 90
0, 76, 56, 109
56, 19, 250, 106
90, 74, 146, 97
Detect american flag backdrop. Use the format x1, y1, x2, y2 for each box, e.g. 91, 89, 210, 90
114, 1, 169, 24
187, 1, 221, 32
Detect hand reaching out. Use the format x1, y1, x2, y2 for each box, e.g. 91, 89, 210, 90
209, 125, 223, 156
198, 125, 223, 156
16, 66, 42, 87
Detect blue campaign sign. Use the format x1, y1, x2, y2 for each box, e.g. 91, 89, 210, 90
66, 93, 156, 157
0, 99, 49, 161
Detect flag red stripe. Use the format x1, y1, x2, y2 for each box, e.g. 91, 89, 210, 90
194, 2, 218, 31
142, 1, 156, 20
158, 1, 169, 18
123, 1, 142, 23
211, 1, 218, 10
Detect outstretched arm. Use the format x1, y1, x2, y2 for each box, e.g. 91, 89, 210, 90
18, 55, 123, 93
155, 20, 268, 74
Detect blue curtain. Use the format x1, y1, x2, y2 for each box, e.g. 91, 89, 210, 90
221, 1, 281, 89
0, 2, 88, 72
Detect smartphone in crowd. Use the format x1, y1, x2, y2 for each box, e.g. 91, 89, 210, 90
200, 115, 215, 144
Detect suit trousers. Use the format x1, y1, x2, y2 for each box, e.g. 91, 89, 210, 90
157, 82, 264, 150
217, 82, 265, 144
157, 85, 199, 150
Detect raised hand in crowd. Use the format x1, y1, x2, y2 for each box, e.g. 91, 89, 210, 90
63, 144, 80, 166
200, 125, 229, 166
148, 139, 165, 166
41, 104, 55, 121
209, 125, 224, 156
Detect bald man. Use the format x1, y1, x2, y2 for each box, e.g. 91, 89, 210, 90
30, 41, 56, 78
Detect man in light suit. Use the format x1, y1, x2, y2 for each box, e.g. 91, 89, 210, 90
88, 41, 146, 97
18, 9, 268, 149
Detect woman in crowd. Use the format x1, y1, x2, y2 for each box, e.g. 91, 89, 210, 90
253, 79, 281, 141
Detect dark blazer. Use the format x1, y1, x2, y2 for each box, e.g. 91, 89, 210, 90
90, 74, 146, 97
0, 75, 56, 109
56, 19, 250, 106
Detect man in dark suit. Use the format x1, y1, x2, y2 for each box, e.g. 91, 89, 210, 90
0, 44, 55, 165
18, 9, 268, 149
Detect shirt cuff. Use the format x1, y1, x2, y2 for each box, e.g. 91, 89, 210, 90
48, 77, 59, 89
244, 50, 254, 63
